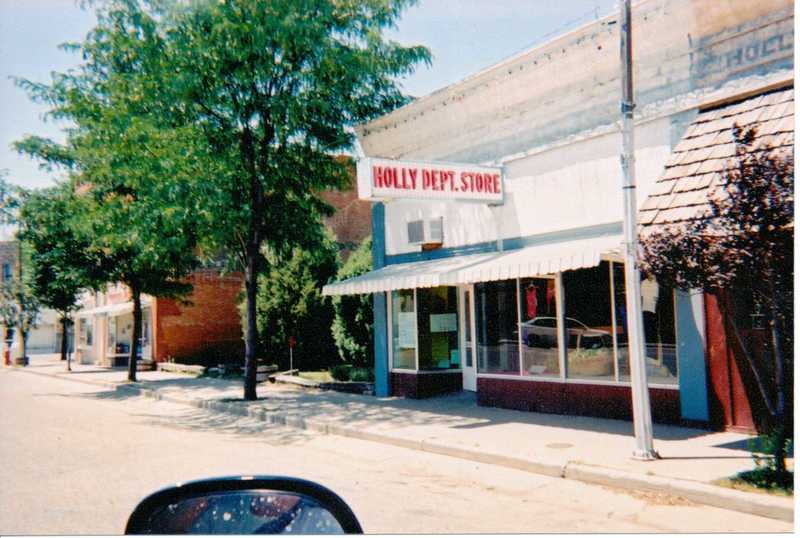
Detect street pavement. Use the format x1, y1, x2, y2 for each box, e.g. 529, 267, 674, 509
0, 366, 792, 534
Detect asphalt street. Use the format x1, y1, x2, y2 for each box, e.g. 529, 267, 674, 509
0, 368, 791, 534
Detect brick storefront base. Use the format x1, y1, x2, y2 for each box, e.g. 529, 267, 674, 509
391, 371, 463, 399
477, 377, 682, 424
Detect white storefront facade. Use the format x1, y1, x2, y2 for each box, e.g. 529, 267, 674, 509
324, 0, 793, 425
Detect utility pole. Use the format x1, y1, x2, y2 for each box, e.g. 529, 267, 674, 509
619, 0, 658, 460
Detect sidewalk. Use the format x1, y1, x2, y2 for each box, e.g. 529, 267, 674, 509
13, 355, 795, 522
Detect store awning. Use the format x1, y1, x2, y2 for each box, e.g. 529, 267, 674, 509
76, 298, 152, 317
322, 234, 623, 296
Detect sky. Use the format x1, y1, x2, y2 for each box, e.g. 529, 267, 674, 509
0, 0, 617, 190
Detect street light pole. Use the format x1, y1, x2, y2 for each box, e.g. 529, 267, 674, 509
619, 0, 658, 460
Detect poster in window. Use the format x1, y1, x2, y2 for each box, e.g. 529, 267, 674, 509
398, 312, 416, 348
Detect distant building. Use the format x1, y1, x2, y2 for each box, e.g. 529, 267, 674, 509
73, 271, 244, 367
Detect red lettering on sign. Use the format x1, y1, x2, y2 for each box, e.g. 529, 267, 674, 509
459, 173, 468, 192
408, 168, 418, 190
492, 174, 500, 194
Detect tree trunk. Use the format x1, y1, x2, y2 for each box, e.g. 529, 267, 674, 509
768, 280, 788, 483
243, 248, 259, 401
61, 315, 70, 371
20, 328, 28, 366
128, 287, 142, 383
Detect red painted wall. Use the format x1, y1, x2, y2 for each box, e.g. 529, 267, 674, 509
704, 292, 771, 433
477, 377, 682, 425
153, 270, 244, 363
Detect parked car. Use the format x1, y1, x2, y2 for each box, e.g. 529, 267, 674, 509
520, 317, 612, 349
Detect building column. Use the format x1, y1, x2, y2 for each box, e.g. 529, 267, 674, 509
676, 289, 709, 422
371, 202, 390, 397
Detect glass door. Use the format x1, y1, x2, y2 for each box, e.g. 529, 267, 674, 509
459, 285, 477, 391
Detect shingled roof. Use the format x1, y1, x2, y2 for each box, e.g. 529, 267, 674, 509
640, 87, 794, 231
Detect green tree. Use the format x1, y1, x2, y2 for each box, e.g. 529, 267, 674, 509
17, 184, 108, 369
331, 236, 373, 367
163, 0, 430, 399
15, 1, 213, 381
0, 242, 41, 364
641, 125, 793, 485
0, 175, 40, 364
247, 230, 339, 371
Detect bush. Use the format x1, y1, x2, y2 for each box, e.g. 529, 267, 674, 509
746, 427, 794, 490
330, 364, 352, 381
243, 230, 340, 372
329, 364, 374, 382
331, 236, 373, 367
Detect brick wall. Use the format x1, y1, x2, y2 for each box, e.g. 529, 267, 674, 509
153, 269, 244, 363
320, 159, 372, 261
477, 377, 683, 425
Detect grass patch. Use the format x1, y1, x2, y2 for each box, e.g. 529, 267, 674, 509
298, 371, 335, 383
714, 469, 793, 497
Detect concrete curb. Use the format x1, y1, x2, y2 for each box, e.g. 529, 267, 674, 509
11, 366, 794, 523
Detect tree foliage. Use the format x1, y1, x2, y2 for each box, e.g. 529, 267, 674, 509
0, 240, 41, 362
17, 184, 108, 365
157, 0, 430, 399
331, 236, 373, 367
640, 124, 793, 482
14, 0, 213, 380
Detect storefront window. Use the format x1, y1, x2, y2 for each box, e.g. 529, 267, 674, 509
476, 279, 519, 375
563, 262, 615, 381
416, 287, 460, 370
81, 320, 93, 347
106, 316, 117, 355
613, 263, 678, 385
519, 277, 560, 377
391, 289, 416, 369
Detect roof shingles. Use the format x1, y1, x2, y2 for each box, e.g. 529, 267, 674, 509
640, 87, 794, 230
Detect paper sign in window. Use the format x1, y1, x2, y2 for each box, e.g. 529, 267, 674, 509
429, 313, 457, 332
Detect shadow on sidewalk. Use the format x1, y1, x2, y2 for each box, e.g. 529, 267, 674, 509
129, 408, 313, 447
116, 377, 713, 442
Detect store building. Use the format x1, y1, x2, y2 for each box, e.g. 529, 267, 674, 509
74, 271, 244, 367
323, 0, 792, 428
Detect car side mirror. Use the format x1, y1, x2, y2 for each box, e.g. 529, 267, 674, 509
125, 476, 363, 534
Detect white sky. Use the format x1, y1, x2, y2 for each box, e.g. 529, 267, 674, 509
0, 0, 617, 190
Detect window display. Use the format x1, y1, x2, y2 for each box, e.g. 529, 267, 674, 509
519, 278, 560, 377
391, 289, 416, 369
614, 263, 678, 385
476, 279, 519, 375
562, 262, 616, 381
417, 287, 460, 370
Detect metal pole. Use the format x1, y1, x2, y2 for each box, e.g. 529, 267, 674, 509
619, 0, 658, 460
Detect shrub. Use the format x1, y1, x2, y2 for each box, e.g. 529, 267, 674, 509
330, 364, 352, 381
331, 236, 373, 367
242, 230, 340, 371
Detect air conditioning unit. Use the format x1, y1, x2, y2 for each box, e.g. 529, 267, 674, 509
407, 217, 444, 247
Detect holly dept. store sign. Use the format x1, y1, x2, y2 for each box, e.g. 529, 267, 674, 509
357, 157, 504, 203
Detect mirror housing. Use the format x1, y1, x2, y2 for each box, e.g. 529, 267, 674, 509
125, 476, 363, 534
